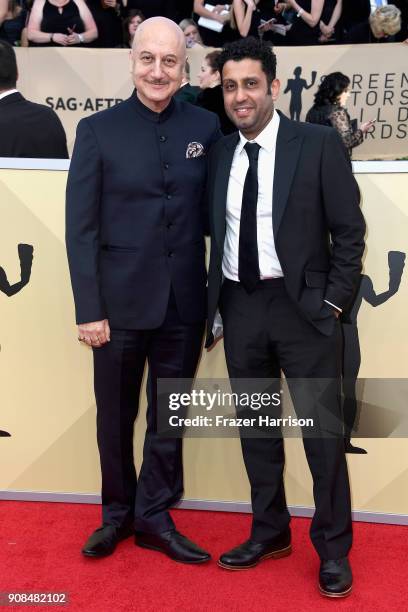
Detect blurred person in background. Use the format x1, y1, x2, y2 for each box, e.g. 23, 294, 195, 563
395, 0, 407, 41
0, 40, 68, 156
0, 0, 28, 46
120, 8, 144, 47
369, 4, 401, 39
306, 71, 375, 157
179, 17, 203, 47
27, 0, 97, 46
120, 0, 178, 21
175, 57, 200, 103
342, 0, 403, 43
275, 0, 325, 44
196, 49, 236, 134
174, 0, 195, 23
193, 0, 237, 46
87, 0, 122, 47
318, 0, 342, 42
231, 0, 278, 40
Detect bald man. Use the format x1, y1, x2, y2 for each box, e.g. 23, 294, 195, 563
66, 17, 221, 562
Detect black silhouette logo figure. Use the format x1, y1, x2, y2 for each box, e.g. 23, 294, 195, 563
342, 251, 405, 454
0, 243, 34, 438
283, 66, 317, 121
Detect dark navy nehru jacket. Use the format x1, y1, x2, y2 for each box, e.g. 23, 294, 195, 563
66, 92, 221, 329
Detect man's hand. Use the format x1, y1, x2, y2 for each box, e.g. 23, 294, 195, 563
78, 319, 110, 348
333, 310, 340, 319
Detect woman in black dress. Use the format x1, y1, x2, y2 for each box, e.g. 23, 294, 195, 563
87, 0, 122, 47
318, 0, 342, 43
195, 50, 236, 135
231, 0, 275, 38
121, 0, 179, 21
276, 0, 324, 44
120, 9, 144, 47
193, 0, 238, 46
0, 0, 28, 45
306, 72, 375, 158
27, 0, 97, 46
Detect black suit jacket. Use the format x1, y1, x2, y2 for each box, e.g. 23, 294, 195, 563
206, 113, 366, 345
0, 92, 68, 158
66, 92, 221, 328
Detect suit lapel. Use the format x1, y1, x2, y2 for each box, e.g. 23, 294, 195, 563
273, 113, 303, 239
213, 133, 239, 253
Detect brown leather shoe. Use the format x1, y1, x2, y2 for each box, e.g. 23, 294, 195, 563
218, 529, 291, 570
319, 558, 353, 598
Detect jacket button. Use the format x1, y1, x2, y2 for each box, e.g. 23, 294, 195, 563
168, 252, 173, 257
167, 222, 173, 229
166, 194, 172, 200
164, 163, 169, 170
160, 136, 167, 142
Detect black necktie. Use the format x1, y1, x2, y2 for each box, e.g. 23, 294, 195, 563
238, 142, 261, 293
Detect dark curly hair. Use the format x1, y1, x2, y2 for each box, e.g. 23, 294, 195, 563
314, 72, 350, 106
216, 37, 277, 90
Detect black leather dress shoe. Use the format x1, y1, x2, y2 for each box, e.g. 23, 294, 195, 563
319, 557, 353, 598
218, 529, 291, 570
135, 530, 211, 564
82, 524, 134, 558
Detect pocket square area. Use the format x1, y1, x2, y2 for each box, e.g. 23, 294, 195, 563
186, 142, 205, 159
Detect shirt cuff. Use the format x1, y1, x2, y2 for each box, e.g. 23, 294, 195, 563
324, 299, 342, 313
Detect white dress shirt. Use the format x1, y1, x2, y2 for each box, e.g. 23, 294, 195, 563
0, 89, 18, 101
222, 111, 282, 282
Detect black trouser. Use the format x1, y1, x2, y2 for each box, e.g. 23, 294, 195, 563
220, 279, 352, 561
93, 289, 204, 534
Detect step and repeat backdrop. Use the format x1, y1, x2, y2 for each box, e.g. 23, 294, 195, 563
0, 166, 407, 519
14, 43, 408, 160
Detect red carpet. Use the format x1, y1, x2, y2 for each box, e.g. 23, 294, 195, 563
0, 501, 407, 611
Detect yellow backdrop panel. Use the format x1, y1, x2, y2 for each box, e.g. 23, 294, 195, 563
14, 44, 408, 160
0, 168, 407, 516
